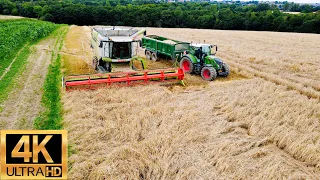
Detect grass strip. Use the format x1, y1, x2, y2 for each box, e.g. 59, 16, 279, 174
0, 46, 31, 103
0, 19, 59, 75
34, 26, 68, 130
0, 22, 61, 104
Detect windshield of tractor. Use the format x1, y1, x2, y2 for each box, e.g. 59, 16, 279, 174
201, 45, 211, 55
112, 42, 131, 59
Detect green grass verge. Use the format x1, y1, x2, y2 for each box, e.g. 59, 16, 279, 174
0, 22, 62, 104
0, 46, 30, 103
34, 26, 68, 130
0, 19, 59, 75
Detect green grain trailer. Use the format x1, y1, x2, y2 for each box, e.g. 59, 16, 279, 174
142, 35, 190, 62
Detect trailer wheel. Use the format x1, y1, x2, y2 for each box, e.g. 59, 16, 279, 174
146, 51, 151, 60
221, 63, 230, 77
180, 57, 193, 73
151, 52, 158, 61
201, 66, 217, 81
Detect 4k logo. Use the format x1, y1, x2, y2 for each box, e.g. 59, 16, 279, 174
0, 130, 67, 179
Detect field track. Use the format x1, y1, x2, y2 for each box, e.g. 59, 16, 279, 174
0, 15, 24, 19
0, 27, 66, 129
63, 27, 320, 179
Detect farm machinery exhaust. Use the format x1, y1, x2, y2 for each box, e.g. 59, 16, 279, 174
63, 27, 185, 90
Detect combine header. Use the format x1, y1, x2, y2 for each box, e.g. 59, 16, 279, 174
63, 68, 184, 91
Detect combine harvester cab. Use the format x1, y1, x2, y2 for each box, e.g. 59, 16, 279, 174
91, 26, 146, 72
63, 27, 185, 91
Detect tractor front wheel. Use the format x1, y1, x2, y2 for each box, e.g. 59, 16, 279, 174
180, 57, 193, 73
151, 52, 158, 61
146, 51, 151, 60
201, 66, 217, 81
221, 63, 230, 77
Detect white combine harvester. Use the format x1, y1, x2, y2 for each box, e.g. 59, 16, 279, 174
91, 26, 146, 72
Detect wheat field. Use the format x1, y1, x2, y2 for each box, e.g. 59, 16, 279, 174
61, 25, 95, 76
147, 28, 320, 98
63, 27, 320, 179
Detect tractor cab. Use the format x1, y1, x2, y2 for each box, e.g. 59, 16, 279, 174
190, 44, 217, 57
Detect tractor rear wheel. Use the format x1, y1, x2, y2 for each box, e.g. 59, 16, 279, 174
201, 66, 217, 81
180, 57, 193, 73
151, 52, 158, 61
146, 51, 151, 60
221, 63, 230, 77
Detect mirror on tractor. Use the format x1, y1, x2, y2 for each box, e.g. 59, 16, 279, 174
211, 45, 218, 55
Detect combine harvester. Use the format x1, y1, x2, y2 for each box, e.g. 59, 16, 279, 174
63, 27, 184, 90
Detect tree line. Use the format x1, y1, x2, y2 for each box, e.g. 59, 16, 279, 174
1, 0, 320, 33
282, 2, 320, 13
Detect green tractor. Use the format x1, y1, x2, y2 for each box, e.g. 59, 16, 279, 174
180, 43, 229, 81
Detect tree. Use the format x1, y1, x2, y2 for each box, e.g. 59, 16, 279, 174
106, 0, 111, 6
301, 5, 313, 13
283, 2, 290, 12
174, 6, 183, 27
3, 9, 10, 15
11, 8, 18, 15
41, 13, 53, 21
33, 6, 43, 19
0, 0, 14, 14
255, 3, 270, 12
